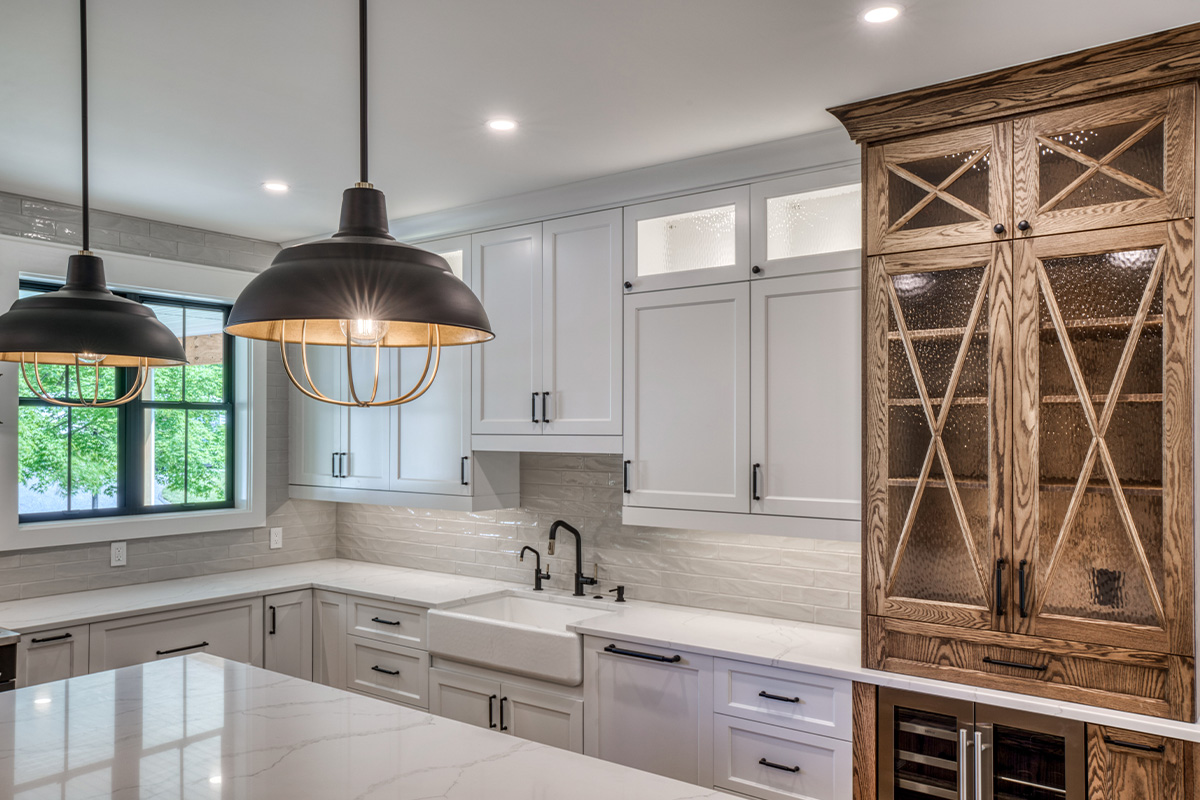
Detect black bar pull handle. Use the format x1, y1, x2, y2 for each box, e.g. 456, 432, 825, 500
752, 463, 761, 501
31, 632, 73, 644
500, 696, 508, 731
759, 758, 800, 773
758, 690, 800, 704
269, 605, 277, 635
371, 616, 401, 626
371, 665, 400, 676
604, 643, 681, 663
542, 391, 550, 423
157, 641, 209, 656
340, 452, 348, 478
488, 694, 497, 728
461, 455, 469, 486
532, 392, 538, 423
332, 452, 338, 478
623, 460, 631, 494
982, 656, 1047, 672
1018, 559, 1029, 618
1103, 736, 1166, 754
995, 559, 1006, 617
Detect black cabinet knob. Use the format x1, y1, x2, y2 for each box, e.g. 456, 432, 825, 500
1017, 220, 1031, 231
751, 265, 762, 275
993, 223, 1006, 235
623, 281, 633, 290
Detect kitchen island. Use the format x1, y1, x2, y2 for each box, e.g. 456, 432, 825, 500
0, 653, 737, 799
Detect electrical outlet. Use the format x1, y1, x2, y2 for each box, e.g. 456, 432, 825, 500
110, 541, 127, 567
269, 527, 283, 550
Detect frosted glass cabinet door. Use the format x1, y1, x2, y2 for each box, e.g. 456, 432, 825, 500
751, 271, 862, 520
623, 283, 750, 513
288, 344, 346, 488
749, 168, 862, 279
542, 210, 623, 436
623, 186, 749, 293
471, 224, 543, 435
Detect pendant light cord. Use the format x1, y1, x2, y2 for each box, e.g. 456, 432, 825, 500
359, 0, 368, 184
79, 0, 90, 252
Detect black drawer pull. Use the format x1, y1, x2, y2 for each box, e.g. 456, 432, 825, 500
488, 694, 497, 728
156, 641, 209, 656
758, 690, 800, 704
604, 644, 681, 663
1103, 736, 1166, 754
371, 665, 400, 676
31, 632, 73, 644
500, 695, 508, 731
532, 392, 539, 423
371, 616, 401, 626
982, 656, 1047, 672
623, 460, 631, 494
461, 455, 469, 486
759, 758, 800, 773
269, 605, 277, 635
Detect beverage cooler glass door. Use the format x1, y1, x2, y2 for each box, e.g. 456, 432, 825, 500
881, 688, 975, 799
976, 704, 1085, 800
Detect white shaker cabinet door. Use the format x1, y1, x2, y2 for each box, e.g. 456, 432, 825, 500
751, 270, 862, 520
502, 682, 584, 754
289, 344, 346, 488
541, 210, 623, 436
17, 626, 89, 687
264, 590, 313, 681
471, 224, 543, 435
429, 668, 501, 731
623, 282, 750, 513
313, 590, 347, 688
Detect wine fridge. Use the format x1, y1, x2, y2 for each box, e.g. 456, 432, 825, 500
879, 687, 1085, 800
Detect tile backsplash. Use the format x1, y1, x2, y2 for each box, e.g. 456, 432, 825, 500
338, 453, 861, 628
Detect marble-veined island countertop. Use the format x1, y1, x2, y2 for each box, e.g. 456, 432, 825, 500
0, 653, 738, 799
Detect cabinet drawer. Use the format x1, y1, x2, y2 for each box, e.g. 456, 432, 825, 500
17, 625, 89, 687
89, 598, 263, 672
714, 714, 851, 800
715, 658, 851, 739
347, 596, 425, 648
868, 617, 1195, 721
345, 637, 429, 708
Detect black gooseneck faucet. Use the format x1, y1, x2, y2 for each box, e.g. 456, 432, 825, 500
547, 520, 597, 597
519, 546, 550, 591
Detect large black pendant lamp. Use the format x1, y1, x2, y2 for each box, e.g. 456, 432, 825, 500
224, 0, 493, 408
0, 0, 187, 407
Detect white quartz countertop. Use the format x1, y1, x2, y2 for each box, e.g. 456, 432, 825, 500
3, 557, 1199, 744
0, 654, 739, 800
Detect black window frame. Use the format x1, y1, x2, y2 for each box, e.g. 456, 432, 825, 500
16, 280, 236, 523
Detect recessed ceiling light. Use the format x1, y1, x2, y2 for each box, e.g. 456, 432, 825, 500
486, 119, 518, 132
262, 181, 289, 193
209, 776, 223, 785
863, 5, 901, 22
34, 697, 52, 705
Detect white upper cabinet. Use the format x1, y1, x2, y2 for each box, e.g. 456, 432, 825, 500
623, 282, 751, 513
623, 186, 750, 293
471, 212, 623, 450
750, 167, 862, 279
750, 270, 861, 520
541, 210, 623, 437
471, 224, 544, 435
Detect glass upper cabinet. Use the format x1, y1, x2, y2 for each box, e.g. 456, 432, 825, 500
866, 122, 1012, 256
623, 186, 749, 293
750, 167, 861, 279
1013, 85, 1195, 238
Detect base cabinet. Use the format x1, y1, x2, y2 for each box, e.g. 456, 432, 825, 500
714, 714, 851, 800
344, 636, 429, 709
263, 590, 312, 681
88, 598, 263, 672
313, 590, 346, 688
16, 626, 89, 687
1086, 725, 1193, 800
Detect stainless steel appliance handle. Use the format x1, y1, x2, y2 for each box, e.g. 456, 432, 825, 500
975, 730, 984, 800
959, 728, 970, 799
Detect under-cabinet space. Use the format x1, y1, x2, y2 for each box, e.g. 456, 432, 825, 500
88, 597, 263, 672
714, 714, 852, 800
16, 625, 89, 687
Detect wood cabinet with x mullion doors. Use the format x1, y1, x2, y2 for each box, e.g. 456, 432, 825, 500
844, 59, 1198, 718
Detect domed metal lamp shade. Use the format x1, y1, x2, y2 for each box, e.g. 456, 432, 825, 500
0, 0, 186, 408
224, 0, 493, 408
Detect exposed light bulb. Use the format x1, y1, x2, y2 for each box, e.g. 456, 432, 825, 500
340, 319, 390, 346
486, 119, 518, 132
863, 6, 901, 22
76, 352, 106, 365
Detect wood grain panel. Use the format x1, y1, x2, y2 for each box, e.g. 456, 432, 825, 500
828, 23, 1200, 143
989, 242, 1014, 633
852, 682, 877, 800
865, 255, 889, 624
1087, 724, 1192, 800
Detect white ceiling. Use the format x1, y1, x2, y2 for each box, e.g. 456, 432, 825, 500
1, 1, 1197, 243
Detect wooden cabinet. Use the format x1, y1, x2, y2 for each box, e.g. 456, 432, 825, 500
1086, 724, 1193, 800
313, 590, 346, 688
88, 597, 263, 672
429, 667, 583, 753
16, 625, 88, 687
583, 636, 714, 786
263, 589, 312, 681
470, 211, 623, 450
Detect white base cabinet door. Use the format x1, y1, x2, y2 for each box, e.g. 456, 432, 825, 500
17, 626, 89, 687
264, 590, 312, 681
88, 598, 263, 672
313, 591, 347, 688
584, 637, 714, 786
430, 668, 499, 730
713, 715, 851, 800
430, 667, 583, 753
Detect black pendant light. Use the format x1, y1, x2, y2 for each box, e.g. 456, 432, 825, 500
224, 0, 493, 408
0, 0, 187, 407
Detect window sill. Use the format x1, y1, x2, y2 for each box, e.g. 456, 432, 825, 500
15, 504, 265, 546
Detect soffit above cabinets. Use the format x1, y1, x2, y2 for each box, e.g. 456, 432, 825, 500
1, 0, 1198, 242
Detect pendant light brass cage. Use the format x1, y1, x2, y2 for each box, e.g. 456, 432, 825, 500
223, 0, 493, 407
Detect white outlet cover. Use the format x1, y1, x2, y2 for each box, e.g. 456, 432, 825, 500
110, 541, 127, 567
269, 527, 283, 550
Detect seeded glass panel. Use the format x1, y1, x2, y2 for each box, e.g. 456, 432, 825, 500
992, 725, 1068, 800
887, 150, 989, 230
894, 707, 960, 797
940, 405, 989, 482
68, 408, 119, 511
186, 410, 228, 503
636, 205, 736, 276
766, 184, 861, 260
891, 267, 987, 331
145, 303, 184, 402
17, 405, 69, 515
1041, 249, 1161, 323
891, 486, 987, 605
184, 307, 226, 403
147, 408, 186, 506
889, 406, 932, 478
1039, 120, 1164, 210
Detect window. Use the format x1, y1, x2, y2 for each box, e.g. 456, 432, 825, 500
17, 282, 234, 522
